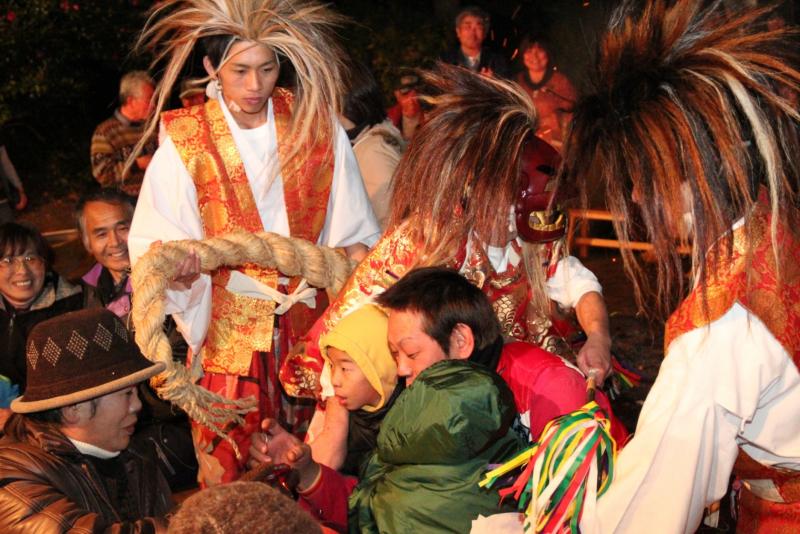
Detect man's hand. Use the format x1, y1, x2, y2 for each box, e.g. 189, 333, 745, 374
576, 332, 612, 385
248, 418, 320, 490
13, 190, 27, 211
136, 154, 153, 170
479, 67, 495, 78
151, 240, 201, 289
575, 291, 612, 385
344, 243, 368, 262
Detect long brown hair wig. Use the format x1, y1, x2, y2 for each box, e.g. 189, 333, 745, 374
387, 63, 538, 266
562, 0, 800, 319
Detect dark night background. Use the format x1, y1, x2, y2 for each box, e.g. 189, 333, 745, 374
0, 0, 796, 204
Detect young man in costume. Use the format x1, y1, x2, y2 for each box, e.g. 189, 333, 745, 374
561, 1, 800, 531
128, 0, 380, 486
282, 65, 613, 409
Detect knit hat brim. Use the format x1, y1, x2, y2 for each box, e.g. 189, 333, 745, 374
11, 361, 165, 413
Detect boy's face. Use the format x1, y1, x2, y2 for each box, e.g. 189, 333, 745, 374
328, 347, 381, 411
387, 309, 449, 386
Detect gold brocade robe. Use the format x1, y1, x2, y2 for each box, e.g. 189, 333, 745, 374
162, 90, 333, 375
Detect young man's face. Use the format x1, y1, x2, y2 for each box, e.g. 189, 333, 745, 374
456, 15, 487, 53
81, 201, 132, 284
387, 309, 450, 386
205, 41, 280, 128
327, 347, 381, 411
71, 386, 142, 452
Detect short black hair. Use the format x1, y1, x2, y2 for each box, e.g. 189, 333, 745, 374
74, 188, 135, 238
201, 35, 237, 69
24, 398, 98, 426
0, 222, 54, 270
455, 6, 490, 29
343, 61, 387, 134
376, 266, 501, 361
518, 34, 553, 62
25, 408, 64, 425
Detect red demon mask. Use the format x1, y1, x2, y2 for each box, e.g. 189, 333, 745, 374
514, 136, 566, 243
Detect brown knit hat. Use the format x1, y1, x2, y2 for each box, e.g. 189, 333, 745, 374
11, 308, 165, 413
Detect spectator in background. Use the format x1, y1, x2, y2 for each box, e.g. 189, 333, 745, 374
441, 6, 508, 78
76, 189, 134, 320
90, 71, 157, 196
342, 63, 405, 231
514, 36, 577, 152
0, 145, 27, 223
0, 222, 82, 427
179, 78, 207, 109
387, 73, 425, 141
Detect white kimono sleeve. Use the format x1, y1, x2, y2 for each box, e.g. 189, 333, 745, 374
317, 123, 381, 249
128, 136, 212, 356
546, 255, 603, 309
583, 304, 800, 533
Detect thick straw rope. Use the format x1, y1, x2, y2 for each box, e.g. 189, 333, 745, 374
131, 231, 355, 455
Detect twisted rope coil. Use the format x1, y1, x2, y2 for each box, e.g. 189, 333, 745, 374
131, 231, 355, 454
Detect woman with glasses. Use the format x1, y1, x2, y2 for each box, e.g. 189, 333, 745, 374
0, 222, 82, 426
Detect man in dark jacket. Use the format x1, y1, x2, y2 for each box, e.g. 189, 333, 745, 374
440, 6, 509, 78
0, 308, 172, 532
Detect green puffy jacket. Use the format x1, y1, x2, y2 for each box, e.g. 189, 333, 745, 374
349, 359, 525, 533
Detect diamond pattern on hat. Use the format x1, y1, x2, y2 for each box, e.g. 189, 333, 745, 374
114, 319, 128, 342
94, 324, 113, 351
66, 331, 89, 360
27, 340, 39, 370
43, 338, 62, 366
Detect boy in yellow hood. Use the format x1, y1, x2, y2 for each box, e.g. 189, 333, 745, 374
315, 304, 401, 475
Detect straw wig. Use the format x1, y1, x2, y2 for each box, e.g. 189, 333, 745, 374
130, 0, 348, 179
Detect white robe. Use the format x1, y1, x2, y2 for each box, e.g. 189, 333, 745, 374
582, 304, 800, 533
129, 96, 381, 355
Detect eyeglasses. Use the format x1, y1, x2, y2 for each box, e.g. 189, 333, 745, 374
0, 255, 44, 271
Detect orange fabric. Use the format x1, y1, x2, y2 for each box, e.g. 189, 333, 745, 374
663, 194, 800, 364
163, 94, 334, 375
164, 99, 278, 375
271, 87, 334, 244
737, 485, 800, 533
